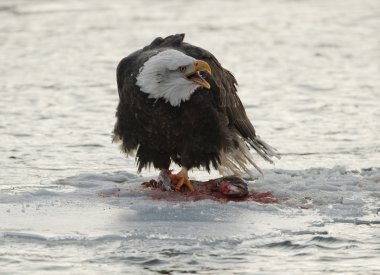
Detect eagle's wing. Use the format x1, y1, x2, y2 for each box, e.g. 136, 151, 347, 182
155, 34, 280, 164
114, 46, 160, 154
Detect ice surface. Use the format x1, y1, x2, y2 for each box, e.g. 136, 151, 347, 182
1, 167, 380, 274
1, 0, 380, 273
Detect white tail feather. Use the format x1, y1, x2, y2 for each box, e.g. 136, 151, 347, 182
218, 138, 260, 178
218, 136, 280, 178
255, 136, 281, 159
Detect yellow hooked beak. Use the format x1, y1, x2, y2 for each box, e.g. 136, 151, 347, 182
185, 60, 212, 89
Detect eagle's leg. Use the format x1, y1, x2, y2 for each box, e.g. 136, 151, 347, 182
169, 167, 195, 192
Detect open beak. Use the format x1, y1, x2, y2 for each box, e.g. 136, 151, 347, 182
185, 60, 212, 89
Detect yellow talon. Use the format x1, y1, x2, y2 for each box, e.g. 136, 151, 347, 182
169, 168, 195, 192
174, 177, 185, 191
184, 178, 194, 192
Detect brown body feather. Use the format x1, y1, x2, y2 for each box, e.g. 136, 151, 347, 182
113, 34, 278, 175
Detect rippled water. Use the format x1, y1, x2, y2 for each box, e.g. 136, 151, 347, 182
1, 0, 380, 274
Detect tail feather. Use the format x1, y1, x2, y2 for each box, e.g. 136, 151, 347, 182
218, 136, 280, 178
247, 136, 280, 164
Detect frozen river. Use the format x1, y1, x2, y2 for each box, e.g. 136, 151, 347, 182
1, 0, 380, 274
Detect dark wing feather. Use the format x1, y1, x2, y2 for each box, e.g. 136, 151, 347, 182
114, 46, 158, 153
168, 35, 280, 162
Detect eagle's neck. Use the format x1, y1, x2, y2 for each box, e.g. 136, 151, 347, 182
137, 72, 199, 107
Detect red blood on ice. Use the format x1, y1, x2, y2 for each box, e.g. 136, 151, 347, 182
142, 170, 278, 203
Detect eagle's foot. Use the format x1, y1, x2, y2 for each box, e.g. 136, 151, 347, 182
170, 175, 194, 192
160, 168, 194, 192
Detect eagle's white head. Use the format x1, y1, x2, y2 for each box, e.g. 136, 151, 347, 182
136, 49, 212, 107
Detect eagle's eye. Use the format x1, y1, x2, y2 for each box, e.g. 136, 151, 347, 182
179, 66, 186, 72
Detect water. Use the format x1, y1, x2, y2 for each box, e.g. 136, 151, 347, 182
1, 0, 380, 273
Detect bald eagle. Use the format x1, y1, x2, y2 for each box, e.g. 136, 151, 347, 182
113, 34, 279, 191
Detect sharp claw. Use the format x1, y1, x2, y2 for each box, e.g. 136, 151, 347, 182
158, 169, 195, 192
184, 178, 194, 192
174, 177, 185, 191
